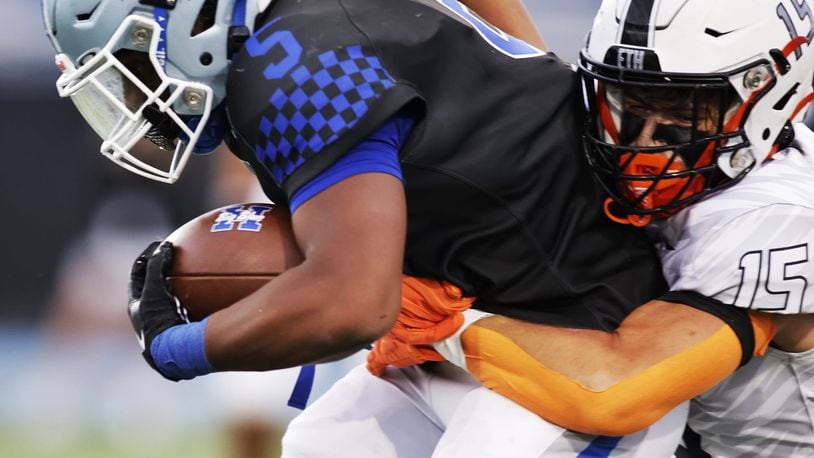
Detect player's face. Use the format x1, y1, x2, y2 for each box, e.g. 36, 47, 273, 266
115, 49, 162, 112
599, 84, 733, 215
618, 85, 723, 159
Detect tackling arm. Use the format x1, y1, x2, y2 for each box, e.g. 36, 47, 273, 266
772, 313, 814, 352
459, 300, 774, 435
367, 279, 775, 436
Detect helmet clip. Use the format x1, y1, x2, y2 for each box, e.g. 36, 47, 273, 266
769, 48, 791, 75
228, 26, 251, 58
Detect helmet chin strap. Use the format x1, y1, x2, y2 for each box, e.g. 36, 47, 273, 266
143, 104, 182, 151
603, 198, 652, 227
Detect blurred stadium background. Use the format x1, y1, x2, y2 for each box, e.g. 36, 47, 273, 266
0, 2, 597, 457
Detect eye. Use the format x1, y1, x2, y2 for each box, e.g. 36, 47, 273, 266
674, 117, 693, 128
624, 105, 651, 119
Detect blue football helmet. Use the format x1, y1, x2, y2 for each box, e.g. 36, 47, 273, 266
42, 0, 268, 182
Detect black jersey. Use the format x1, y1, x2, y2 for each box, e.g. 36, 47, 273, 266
225, 0, 666, 330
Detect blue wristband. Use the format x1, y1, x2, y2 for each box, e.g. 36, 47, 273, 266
150, 318, 215, 380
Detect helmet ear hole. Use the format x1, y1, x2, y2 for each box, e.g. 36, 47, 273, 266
772, 83, 801, 112
192, 0, 218, 36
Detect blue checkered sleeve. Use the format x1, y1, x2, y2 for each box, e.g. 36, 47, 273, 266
253, 45, 397, 186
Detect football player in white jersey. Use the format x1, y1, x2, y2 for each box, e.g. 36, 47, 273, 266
367, 0, 814, 456
657, 125, 814, 456
582, 1, 814, 455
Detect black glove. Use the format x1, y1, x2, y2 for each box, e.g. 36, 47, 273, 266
128, 241, 189, 380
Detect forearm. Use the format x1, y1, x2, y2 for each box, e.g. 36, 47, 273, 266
205, 261, 394, 370
772, 313, 814, 352
457, 300, 775, 435
460, 0, 547, 50
206, 173, 406, 372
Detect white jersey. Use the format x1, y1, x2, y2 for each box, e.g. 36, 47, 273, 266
659, 127, 814, 315
657, 124, 814, 456
689, 346, 814, 457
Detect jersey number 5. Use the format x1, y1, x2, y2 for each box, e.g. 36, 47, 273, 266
245, 18, 303, 81
733, 244, 809, 313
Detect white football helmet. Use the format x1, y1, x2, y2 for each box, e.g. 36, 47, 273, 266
581, 0, 814, 223
42, 0, 268, 183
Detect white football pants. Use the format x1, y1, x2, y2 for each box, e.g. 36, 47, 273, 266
281, 362, 687, 457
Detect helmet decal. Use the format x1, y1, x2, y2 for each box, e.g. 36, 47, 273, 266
619, 0, 656, 47
153, 7, 168, 69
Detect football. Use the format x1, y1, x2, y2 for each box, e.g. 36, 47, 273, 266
165, 203, 303, 321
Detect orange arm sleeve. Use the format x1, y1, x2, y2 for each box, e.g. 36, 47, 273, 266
460, 308, 775, 436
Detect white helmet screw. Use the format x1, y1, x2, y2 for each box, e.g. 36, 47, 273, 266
131, 26, 152, 47
729, 149, 756, 172
183, 89, 204, 110
743, 66, 771, 91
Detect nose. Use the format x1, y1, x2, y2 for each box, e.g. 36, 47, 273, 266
629, 117, 667, 148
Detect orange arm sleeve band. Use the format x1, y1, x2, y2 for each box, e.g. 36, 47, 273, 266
460, 311, 775, 436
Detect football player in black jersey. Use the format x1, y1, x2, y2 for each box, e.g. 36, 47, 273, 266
43, 0, 775, 455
